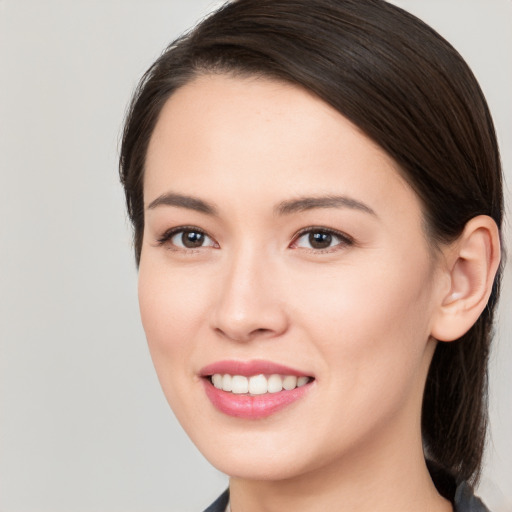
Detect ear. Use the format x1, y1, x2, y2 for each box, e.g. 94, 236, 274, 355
430, 215, 501, 342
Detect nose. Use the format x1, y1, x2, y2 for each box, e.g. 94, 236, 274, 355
210, 247, 289, 343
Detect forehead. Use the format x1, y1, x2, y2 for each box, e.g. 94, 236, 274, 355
144, 74, 416, 218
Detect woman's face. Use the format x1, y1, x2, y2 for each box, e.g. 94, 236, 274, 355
139, 75, 447, 480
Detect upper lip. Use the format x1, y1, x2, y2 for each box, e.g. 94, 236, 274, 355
199, 359, 312, 377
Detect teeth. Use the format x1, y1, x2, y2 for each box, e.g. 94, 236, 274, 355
212, 374, 223, 389
248, 374, 267, 395
231, 375, 249, 394
282, 375, 297, 390
222, 374, 232, 392
210, 373, 311, 394
297, 376, 309, 387
267, 374, 283, 393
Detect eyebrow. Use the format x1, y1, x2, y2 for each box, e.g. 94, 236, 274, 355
147, 193, 218, 215
275, 195, 376, 216
147, 192, 376, 217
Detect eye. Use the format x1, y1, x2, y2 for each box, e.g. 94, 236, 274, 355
291, 227, 353, 251
157, 227, 218, 250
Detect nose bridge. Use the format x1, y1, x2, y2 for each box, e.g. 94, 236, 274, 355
212, 241, 287, 342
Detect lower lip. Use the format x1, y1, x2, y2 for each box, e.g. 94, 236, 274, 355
203, 379, 313, 419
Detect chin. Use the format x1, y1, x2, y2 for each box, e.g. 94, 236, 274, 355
207, 451, 308, 481
188, 425, 328, 482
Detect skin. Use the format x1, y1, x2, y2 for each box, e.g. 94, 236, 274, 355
139, 74, 456, 511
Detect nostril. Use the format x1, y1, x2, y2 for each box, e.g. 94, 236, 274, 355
254, 328, 271, 335
214, 326, 276, 342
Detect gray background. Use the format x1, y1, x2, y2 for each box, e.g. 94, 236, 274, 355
0, 1, 510, 511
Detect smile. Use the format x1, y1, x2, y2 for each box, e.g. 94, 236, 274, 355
210, 373, 311, 395
200, 360, 314, 419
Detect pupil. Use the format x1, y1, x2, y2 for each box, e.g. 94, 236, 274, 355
182, 231, 204, 248
309, 232, 332, 249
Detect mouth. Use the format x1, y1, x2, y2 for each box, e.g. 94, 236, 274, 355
208, 373, 312, 395
200, 360, 315, 419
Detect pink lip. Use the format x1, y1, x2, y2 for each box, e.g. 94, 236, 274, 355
200, 360, 314, 419
200, 359, 310, 377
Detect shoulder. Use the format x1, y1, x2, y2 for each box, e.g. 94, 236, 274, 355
428, 461, 490, 512
200, 479, 491, 512
202, 489, 229, 512
454, 481, 490, 512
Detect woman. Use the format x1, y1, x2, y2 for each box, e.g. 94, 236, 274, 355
119, 1, 503, 510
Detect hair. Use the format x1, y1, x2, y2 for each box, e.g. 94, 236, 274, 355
119, 0, 503, 485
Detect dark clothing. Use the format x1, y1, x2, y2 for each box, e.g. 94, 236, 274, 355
454, 482, 490, 512
203, 490, 229, 512
202, 471, 490, 511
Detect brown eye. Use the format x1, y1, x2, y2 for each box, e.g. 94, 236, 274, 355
309, 232, 332, 249
160, 228, 217, 249
181, 230, 205, 248
293, 228, 353, 251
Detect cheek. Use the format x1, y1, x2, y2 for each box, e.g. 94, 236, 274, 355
296, 257, 431, 330
291, 251, 435, 387
289, 260, 435, 447
137, 260, 208, 374
137, 259, 217, 429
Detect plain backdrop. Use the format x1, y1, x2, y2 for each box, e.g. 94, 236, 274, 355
0, 1, 510, 511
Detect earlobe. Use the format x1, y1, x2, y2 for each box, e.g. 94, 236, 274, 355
431, 215, 501, 342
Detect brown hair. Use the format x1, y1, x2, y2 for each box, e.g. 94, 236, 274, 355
119, 0, 503, 485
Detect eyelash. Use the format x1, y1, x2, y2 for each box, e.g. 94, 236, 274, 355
155, 226, 354, 253
290, 226, 354, 253
156, 225, 217, 251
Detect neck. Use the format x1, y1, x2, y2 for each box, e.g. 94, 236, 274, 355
228, 419, 452, 512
